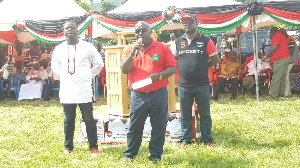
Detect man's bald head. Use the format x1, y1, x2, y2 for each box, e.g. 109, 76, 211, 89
269, 27, 278, 39
170, 33, 176, 41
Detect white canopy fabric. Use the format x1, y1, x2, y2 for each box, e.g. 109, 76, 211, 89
0, 0, 87, 31
109, 0, 242, 14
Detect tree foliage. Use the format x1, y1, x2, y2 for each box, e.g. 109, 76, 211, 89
99, 0, 117, 13
157, 30, 184, 43
121, 0, 128, 5
74, 0, 91, 12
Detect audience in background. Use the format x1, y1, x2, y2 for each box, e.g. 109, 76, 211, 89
213, 51, 244, 100
245, 52, 272, 98
42, 69, 60, 101
18, 61, 48, 101
261, 30, 272, 57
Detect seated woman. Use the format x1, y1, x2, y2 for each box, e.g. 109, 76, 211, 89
18, 61, 48, 100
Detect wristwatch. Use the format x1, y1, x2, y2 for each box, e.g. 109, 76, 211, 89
158, 73, 163, 80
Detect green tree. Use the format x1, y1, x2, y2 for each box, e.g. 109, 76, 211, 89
99, 0, 117, 13
121, 0, 128, 5
157, 30, 184, 43
74, 0, 91, 11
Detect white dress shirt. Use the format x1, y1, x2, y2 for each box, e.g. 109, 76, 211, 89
247, 59, 271, 76
51, 40, 104, 104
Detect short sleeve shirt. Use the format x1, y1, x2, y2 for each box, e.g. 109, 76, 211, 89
270, 32, 290, 63
122, 39, 177, 92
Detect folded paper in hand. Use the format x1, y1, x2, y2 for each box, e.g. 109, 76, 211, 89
131, 77, 152, 90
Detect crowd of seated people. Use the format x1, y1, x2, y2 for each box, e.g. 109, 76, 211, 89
0, 41, 61, 101
209, 28, 299, 99
1, 29, 299, 101
1, 40, 107, 101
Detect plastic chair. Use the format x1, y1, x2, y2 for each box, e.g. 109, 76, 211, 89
43, 79, 60, 97
264, 70, 271, 90
51, 87, 60, 97
1, 73, 24, 100
208, 67, 217, 96
102, 77, 107, 99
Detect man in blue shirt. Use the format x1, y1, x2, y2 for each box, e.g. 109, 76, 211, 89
261, 30, 271, 56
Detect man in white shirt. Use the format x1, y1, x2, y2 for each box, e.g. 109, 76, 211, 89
246, 52, 272, 96
51, 21, 104, 156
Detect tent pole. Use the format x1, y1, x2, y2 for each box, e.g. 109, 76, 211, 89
251, 15, 259, 102
236, 27, 243, 94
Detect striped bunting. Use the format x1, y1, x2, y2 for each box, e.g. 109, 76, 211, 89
263, 0, 300, 27
24, 16, 93, 43
94, 4, 249, 34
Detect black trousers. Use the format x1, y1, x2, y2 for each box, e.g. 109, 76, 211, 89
213, 77, 239, 99
62, 102, 98, 151
42, 80, 60, 100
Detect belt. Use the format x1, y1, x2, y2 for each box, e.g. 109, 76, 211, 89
133, 87, 163, 94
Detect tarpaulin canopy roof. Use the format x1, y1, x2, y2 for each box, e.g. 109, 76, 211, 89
94, 0, 247, 34
93, 0, 299, 35
0, 0, 90, 44
0, 0, 87, 31
1, 0, 299, 43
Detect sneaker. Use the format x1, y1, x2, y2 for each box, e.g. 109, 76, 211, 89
180, 143, 187, 148
64, 149, 72, 154
204, 143, 212, 147
91, 148, 99, 157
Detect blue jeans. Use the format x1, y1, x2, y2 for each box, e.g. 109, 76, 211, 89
63, 102, 98, 151
124, 87, 168, 161
178, 85, 213, 144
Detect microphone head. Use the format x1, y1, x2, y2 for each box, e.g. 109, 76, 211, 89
138, 38, 142, 43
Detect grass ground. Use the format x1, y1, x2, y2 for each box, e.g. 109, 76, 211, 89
0, 90, 299, 168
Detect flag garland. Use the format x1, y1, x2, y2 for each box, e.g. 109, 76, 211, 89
20, 16, 93, 43
11, 1, 299, 43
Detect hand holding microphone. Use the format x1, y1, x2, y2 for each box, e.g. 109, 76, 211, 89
135, 38, 143, 58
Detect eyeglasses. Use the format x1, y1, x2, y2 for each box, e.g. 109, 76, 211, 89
182, 20, 195, 25
135, 28, 147, 34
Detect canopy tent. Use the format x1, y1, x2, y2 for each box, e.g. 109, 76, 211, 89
93, 0, 299, 37
1, 0, 299, 44
93, 0, 248, 36
0, 31, 36, 45
0, 31, 16, 44
0, 0, 87, 31
0, 0, 90, 44
263, 0, 300, 27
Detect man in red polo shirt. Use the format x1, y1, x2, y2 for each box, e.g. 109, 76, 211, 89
265, 27, 290, 98
121, 21, 177, 163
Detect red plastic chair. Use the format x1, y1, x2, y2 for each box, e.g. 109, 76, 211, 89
264, 70, 271, 90
208, 67, 218, 96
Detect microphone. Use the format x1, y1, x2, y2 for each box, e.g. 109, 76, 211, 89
135, 38, 142, 57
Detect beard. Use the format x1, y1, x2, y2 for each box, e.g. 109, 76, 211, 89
184, 27, 197, 35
